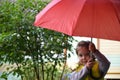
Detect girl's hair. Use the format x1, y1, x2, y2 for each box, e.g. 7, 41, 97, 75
76, 41, 96, 60
76, 41, 90, 55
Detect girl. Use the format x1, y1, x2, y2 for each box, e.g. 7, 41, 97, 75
62, 41, 110, 80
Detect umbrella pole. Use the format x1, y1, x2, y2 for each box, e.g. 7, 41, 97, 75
91, 37, 93, 42
90, 37, 93, 57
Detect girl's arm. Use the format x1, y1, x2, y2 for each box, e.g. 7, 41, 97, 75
93, 50, 111, 76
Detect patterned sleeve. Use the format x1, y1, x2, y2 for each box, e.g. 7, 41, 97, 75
62, 66, 89, 80
62, 73, 70, 80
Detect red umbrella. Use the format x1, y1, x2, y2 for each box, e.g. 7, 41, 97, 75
34, 0, 120, 41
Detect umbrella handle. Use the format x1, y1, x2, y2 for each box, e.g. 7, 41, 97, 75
90, 51, 93, 57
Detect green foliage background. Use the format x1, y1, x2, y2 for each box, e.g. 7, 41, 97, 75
0, 0, 74, 80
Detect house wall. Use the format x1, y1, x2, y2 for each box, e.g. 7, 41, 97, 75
99, 39, 120, 79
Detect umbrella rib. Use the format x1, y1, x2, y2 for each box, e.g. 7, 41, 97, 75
72, 0, 88, 36
110, 0, 120, 24
34, 0, 61, 25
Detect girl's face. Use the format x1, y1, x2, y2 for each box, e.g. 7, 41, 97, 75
77, 46, 90, 65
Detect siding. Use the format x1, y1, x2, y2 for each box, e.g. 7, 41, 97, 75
99, 39, 120, 79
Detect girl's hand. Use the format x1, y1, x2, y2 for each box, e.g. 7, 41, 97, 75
86, 58, 94, 69
89, 42, 97, 53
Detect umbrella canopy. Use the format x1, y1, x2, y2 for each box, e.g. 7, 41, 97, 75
34, 0, 120, 41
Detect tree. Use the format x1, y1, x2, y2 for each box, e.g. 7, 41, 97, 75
0, 0, 74, 80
